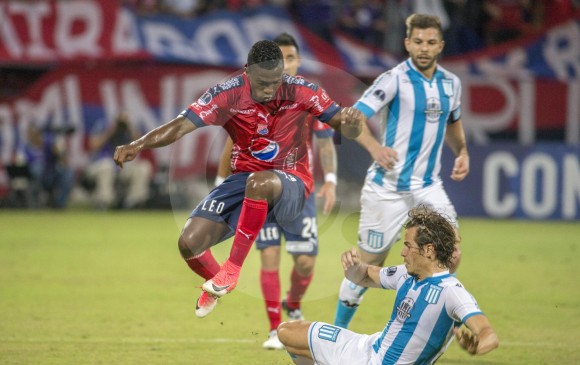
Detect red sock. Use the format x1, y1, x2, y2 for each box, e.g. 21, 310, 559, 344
260, 269, 281, 331
184, 250, 220, 280
229, 197, 268, 267
286, 268, 313, 310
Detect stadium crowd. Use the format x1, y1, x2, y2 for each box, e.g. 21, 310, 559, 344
124, 0, 580, 56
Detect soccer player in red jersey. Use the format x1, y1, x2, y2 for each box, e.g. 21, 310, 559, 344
113, 40, 363, 318
215, 33, 338, 349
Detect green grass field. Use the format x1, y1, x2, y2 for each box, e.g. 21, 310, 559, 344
1, 209, 579, 364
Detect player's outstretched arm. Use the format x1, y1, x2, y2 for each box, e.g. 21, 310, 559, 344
114, 116, 196, 168
454, 314, 499, 355
355, 121, 398, 170
327, 107, 364, 139
341, 248, 382, 288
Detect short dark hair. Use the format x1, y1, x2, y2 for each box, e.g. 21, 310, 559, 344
247, 40, 283, 70
405, 14, 443, 39
404, 205, 456, 268
273, 32, 300, 54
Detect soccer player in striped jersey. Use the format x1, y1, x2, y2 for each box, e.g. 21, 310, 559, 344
278, 206, 498, 365
334, 13, 470, 329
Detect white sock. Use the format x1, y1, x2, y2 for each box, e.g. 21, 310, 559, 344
338, 278, 367, 306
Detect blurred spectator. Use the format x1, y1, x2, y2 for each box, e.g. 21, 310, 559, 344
122, 0, 160, 15
84, 112, 152, 210
10, 124, 75, 209
337, 0, 388, 48
289, 0, 337, 43
160, 0, 200, 17
482, 0, 532, 45
442, 0, 486, 56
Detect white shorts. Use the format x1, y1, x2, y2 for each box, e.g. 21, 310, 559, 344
358, 178, 457, 254
308, 322, 380, 365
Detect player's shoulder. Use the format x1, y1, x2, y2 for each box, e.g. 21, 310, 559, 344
282, 74, 319, 92
436, 64, 460, 82
198, 74, 245, 103
440, 276, 472, 297
372, 62, 407, 85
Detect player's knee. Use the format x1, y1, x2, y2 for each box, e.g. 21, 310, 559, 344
177, 231, 204, 258
295, 255, 315, 275
277, 322, 289, 343
245, 171, 279, 199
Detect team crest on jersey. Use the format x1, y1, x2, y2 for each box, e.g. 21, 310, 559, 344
424, 97, 443, 123
250, 138, 279, 161
425, 284, 443, 304
318, 325, 341, 342
396, 297, 414, 322
442, 79, 453, 96
257, 123, 269, 135
387, 266, 398, 276
367, 230, 384, 249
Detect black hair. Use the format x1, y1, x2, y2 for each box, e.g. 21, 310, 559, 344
403, 205, 457, 268
273, 32, 300, 54
247, 40, 283, 70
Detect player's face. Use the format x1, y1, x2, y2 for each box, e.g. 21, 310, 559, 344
404, 27, 444, 76
279, 45, 300, 76
401, 227, 431, 279
247, 63, 284, 103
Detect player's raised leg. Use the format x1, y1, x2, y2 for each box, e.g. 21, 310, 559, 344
202, 171, 281, 297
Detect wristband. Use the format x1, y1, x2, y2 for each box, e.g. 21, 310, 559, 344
324, 172, 337, 185
214, 175, 226, 186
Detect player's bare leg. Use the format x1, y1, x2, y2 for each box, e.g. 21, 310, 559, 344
283, 254, 314, 321
178, 217, 229, 318
201, 171, 282, 315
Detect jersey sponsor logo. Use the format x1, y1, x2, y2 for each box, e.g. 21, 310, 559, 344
284, 74, 318, 91
230, 107, 255, 114
442, 78, 454, 96
198, 76, 244, 106
318, 324, 341, 342
373, 89, 386, 102
396, 297, 414, 322
199, 104, 218, 120
425, 97, 444, 123
387, 266, 398, 276
367, 230, 384, 249
278, 103, 298, 111
309, 95, 324, 113
284, 148, 297, 170
215, 76, 243, 91
250, 137, 279, 161
425, 284, 443, 304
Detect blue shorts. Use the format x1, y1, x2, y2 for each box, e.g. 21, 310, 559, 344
255, 193, 318, 255
190, 171, 306, 244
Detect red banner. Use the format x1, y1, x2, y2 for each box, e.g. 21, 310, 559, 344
0, 0, 146, 64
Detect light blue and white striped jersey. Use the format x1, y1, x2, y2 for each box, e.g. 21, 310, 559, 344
355, 59, 462, 192
371, 264, 481, 365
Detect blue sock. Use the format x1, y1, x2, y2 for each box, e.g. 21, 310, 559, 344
334, 300, 358, 329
